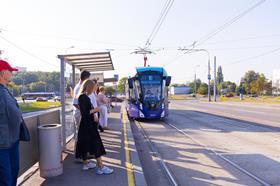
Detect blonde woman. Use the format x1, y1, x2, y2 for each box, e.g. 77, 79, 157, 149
76, 80, 113, 174
97, 86, 109, 130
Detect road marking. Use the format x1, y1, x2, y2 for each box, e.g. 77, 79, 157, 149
122, 109, 135, 186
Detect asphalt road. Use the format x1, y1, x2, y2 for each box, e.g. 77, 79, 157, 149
133, 100, 280, 185
170, 100, 280, 129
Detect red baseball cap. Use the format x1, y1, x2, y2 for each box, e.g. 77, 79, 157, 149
0, 60, 18, 72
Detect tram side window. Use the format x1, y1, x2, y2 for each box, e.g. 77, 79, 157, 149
162, 80, 166, 99
135, 80, 142, 100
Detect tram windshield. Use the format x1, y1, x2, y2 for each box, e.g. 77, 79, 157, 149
139, 74, 162, 102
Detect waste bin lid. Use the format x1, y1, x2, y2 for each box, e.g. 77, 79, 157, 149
38, 124, 61, 130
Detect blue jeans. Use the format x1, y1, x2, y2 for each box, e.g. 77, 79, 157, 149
0, 141, 19, 186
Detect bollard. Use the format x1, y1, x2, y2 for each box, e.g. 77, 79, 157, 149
38, 124, 63, 178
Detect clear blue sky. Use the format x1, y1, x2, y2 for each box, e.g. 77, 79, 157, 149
1, 0, 279, 84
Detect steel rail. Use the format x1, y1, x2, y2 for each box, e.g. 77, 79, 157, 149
163, 120, 271, 186
135, 120, 178, 186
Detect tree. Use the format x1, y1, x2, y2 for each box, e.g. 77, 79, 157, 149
188, 79, 201, 93
264, 80, 272, 95
29, 81, 47, 92
217, 66, 224, 84
105, 86, 116, 97
217, 81, 236, 94
13, 71, 60, 93
240, 70, 260, 94
117, 77, 128, 94
197, 83, 208, 95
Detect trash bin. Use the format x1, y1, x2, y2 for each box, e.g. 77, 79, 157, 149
38, 124, 63, 178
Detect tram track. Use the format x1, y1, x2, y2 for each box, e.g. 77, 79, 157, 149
134, 120, 179, 186
162, 120, 270, 186
134, 118, 271, 186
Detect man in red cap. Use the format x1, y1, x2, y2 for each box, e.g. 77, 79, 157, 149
0, 59, 23, 186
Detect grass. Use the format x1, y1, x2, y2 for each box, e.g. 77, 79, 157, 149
169, 94, 280, 104
19, 101, 61, 112
169, 94, 196, 100
219, 95, 280, 104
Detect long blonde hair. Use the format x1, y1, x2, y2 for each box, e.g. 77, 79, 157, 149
77, 79, 96, 99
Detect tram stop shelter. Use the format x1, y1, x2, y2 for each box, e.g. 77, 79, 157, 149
57, 52, 114, 148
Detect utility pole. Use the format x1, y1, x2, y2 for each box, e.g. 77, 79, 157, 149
194, 73, 196, 96
194, 65, 199, 97
214, 56, 217, 102
208, 58, 211, 102
178, 47, 211, 101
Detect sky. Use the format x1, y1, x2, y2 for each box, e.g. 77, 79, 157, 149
0, 0, 280, 84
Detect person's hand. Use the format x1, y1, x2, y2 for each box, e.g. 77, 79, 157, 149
94, 115, 99, 122
95, 107, 101, 112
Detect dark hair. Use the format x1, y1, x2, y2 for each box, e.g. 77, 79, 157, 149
80, 71, 90, 81
92, 78, 98, 84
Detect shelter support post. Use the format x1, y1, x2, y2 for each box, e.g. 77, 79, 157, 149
72, 65, 75, 86
59, 57, 66, 150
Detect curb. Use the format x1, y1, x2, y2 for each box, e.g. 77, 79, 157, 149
121, 103, 147, 186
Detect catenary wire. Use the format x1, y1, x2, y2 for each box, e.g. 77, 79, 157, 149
0, 34, 59, 68
195, 0, 266, 47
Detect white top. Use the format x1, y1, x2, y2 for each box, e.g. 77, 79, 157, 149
88, 92, 98, 108
88, 92, 98, 120
72, 82, 81, 117
97, 93, 108, 106
72, 81, 81, 112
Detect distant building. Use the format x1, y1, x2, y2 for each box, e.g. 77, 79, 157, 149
90, 73, 104, 85
170, 86, 191, 95
272, 69, 280, 96
15, 66, 27, 72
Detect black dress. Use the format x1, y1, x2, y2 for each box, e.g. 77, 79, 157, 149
75, 94, 106, 160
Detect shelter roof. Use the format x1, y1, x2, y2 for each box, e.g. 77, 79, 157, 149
58, 52, 114, 72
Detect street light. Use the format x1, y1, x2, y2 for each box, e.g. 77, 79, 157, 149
194, 65, 200, 97
179, 48, 211, 101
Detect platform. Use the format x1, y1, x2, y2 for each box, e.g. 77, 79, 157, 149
19, 104, 146, 186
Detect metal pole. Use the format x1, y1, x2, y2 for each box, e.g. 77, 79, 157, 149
194, 72, 196, 96
214, 56, 217, 102
208, 57, 211, 102
59, 57, 66, 150
72, 65, 75, 87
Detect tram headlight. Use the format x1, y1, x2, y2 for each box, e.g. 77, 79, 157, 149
139, 110, 145, 118
161, 103, 165, 109
161, 110, 165, 117
139, 103, 143, 110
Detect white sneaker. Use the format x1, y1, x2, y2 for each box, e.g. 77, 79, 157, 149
96, 166, 114, 175
82, 162, 96, 170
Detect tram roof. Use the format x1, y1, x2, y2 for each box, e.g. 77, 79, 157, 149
57, 52, 114, 72
136, 67, 167, 76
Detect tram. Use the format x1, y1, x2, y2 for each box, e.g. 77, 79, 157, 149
125, 67, 171, 119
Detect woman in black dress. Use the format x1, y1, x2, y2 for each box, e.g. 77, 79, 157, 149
75, 79, 113, 174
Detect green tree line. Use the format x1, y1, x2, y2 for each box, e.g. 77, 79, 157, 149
9, 71, 60, 96
182, 66, 273, 96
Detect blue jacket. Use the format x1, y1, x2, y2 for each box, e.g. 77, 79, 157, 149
0, 84, 22, 149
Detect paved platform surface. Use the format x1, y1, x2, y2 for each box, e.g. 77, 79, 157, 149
19, 104, 146, 186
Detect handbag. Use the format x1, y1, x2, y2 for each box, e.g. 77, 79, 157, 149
19, 118, 31, 141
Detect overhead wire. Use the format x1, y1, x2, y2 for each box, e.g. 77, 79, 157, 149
203, 34, 280, 46
0, 34, 59, 68
145, 0, 174, 47
223, 47, 280, 67
194, 0, 267, 47
165, 0, 268, 74
0, 28, 138, 48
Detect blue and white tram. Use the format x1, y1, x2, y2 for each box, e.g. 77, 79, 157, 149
126, 67, 171, 119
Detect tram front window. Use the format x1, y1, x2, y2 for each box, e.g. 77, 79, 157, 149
139, 75, 162, 102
